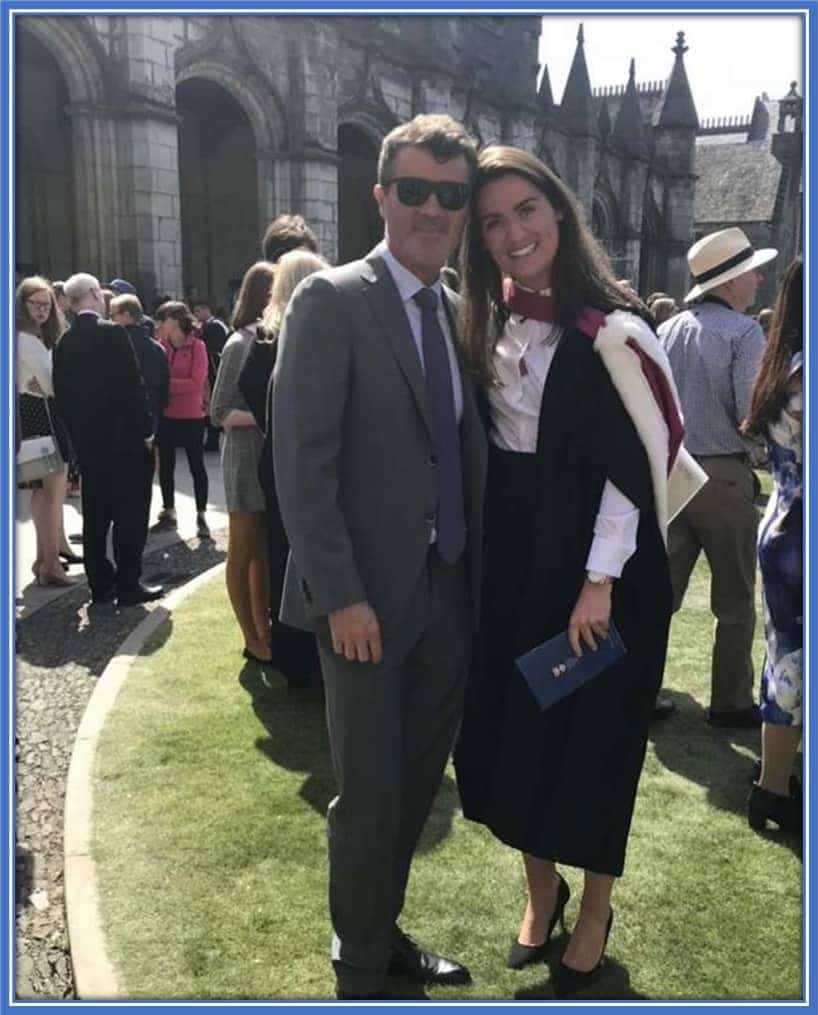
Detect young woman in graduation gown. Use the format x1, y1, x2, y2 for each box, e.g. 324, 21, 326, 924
453, 146, 683, 997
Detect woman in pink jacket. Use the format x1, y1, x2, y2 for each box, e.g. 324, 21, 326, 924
152, 301, 211, 539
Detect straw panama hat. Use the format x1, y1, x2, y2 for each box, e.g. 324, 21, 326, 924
684, 227, 777, 302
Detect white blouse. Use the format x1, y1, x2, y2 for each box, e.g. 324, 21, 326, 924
488, 314, 639, 578
17, 330, 54, 398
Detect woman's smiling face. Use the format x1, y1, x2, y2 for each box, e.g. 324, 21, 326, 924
477, 172, 562, 292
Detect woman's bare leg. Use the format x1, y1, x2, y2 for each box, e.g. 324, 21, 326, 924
517, 853, 560, 945
227, 511, 271, 660
561, 871, 614, 972
32, 468, 68, 578
759, 723, 801, 796
245, 515, 270, 644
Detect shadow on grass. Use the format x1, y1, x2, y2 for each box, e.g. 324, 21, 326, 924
238, 663, 459, 855
15, 538, 221, 674
649, 690, 757, 811
649, 690, 802, 860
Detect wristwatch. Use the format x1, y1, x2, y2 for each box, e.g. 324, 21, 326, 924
586, 570, 614, 586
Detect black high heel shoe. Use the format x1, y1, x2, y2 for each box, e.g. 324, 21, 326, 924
552, 908, 613, 998
59, 550, 84, 565
506, 873, 570, 969
747, 783, 802, 834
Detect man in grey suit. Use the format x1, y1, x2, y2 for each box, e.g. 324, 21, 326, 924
273, 115, 487, 999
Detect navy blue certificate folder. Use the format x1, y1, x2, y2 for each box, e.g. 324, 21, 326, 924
515, 623, 627, 711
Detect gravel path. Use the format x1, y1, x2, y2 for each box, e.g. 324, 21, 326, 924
15, 532, 227, 1000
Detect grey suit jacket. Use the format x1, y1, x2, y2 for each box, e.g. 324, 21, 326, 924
272, 249, 487, 639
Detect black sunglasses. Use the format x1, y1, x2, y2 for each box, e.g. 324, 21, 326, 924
385, 177, 471, 211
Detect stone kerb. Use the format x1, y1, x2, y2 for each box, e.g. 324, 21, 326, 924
63, 562, 227, 1000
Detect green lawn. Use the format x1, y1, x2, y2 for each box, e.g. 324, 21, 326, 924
93, 556, 802, 1001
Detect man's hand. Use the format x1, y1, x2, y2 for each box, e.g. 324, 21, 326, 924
567, 581, 612, 657
329, 601, 383, 664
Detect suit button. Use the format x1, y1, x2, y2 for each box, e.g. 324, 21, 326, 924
429, 454, 438, 467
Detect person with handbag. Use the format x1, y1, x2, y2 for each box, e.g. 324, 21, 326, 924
151, 301, 211, 539
16, 276, 79, 587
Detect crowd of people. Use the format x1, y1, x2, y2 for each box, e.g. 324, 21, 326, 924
15, 112, 802, 999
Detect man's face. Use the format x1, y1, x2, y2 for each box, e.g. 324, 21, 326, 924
373, 146, 471, 285
192, 304, 210, 323
724, 268, 764, 313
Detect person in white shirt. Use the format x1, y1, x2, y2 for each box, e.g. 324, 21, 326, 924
454, 146, 682, 998
15, 276, 78, 587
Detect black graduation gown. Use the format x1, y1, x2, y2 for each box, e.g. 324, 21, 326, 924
453, 325, 672, 877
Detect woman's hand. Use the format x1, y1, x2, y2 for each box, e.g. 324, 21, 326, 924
26, 377, 44, 396
568, 580, 612, 657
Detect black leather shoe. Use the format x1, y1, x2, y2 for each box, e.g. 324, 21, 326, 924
651, 694, 677, 722
708, 705, 761, 728
552, 909, 614, 999
389, 927, 471, 985
748, 783, 802, 834
90, 586, 116, 605
507, 872, 570, 969
117, 583, 165, 606
335, 988, 387, 1000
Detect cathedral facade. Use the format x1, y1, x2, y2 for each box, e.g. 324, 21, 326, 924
15, 14, 802, 310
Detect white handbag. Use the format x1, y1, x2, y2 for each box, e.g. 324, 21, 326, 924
16, 397, 64, 484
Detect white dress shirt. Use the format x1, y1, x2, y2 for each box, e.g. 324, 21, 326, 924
488, 314, 639, 578
378, 243, 463, 422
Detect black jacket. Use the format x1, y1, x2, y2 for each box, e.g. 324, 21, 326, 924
126, 323, 170, 433
53, 312, 153, 466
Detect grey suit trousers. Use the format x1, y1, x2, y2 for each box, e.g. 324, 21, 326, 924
319, 548, 471, 995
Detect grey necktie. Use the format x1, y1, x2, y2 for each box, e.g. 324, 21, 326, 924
412, 287, 465, 563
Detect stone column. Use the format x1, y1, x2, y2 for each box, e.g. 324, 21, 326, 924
109, 17, 183, 298
121, 113, 184, 299
64, 105, 120, 280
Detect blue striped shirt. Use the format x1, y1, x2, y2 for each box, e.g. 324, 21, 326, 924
658, 301, 765, 457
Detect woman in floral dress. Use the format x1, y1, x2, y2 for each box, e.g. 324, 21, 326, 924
742, 257, 802, 834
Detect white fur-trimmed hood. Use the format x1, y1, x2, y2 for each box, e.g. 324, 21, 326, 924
592, 310, 683, 540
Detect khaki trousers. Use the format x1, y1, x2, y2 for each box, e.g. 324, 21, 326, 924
668, 454, 759, 712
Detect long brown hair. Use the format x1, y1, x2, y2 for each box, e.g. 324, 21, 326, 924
742, 257, 802, 439
459, 146, 644, 384
230, 261, 276, 330
15, 276, 65, 348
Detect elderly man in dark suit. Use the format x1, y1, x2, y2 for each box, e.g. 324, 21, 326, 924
54, 273, 163, 607
273, 115, 487, 999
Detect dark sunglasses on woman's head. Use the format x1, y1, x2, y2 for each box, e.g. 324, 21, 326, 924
385, 177, 471, 211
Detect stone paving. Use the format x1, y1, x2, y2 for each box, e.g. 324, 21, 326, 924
14, 530, 227, 1000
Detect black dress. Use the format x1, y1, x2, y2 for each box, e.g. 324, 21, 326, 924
453, 326, 672, 877
238, 339, 319, 685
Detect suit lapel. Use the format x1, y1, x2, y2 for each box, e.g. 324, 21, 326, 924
361, 253, 433, 437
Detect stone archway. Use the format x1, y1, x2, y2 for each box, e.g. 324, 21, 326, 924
176, 77, 258, 311
15, 26, 78, 279
337, 122, 382, 263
